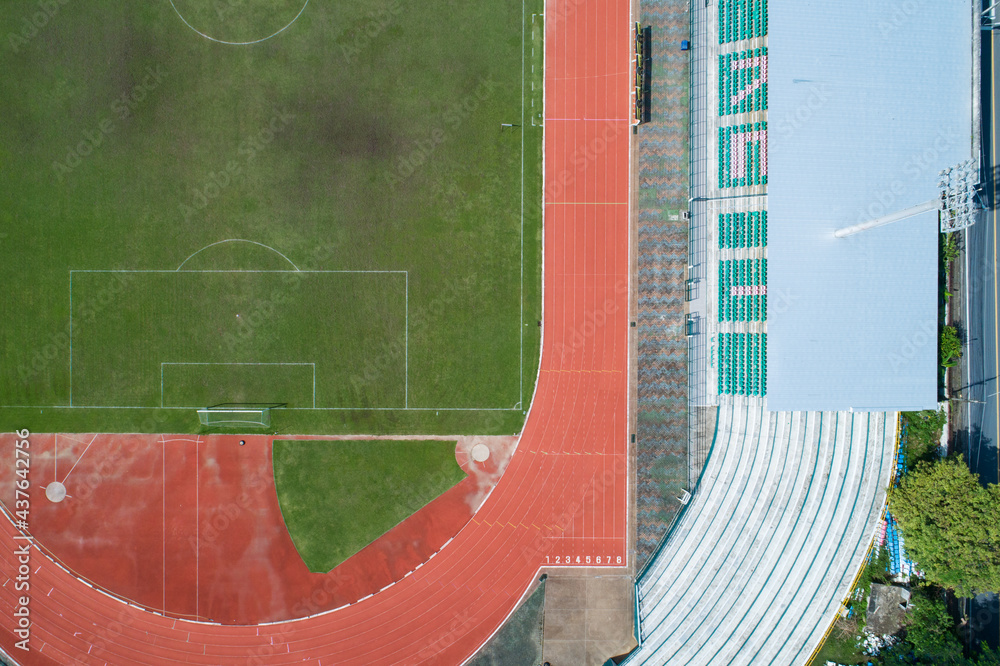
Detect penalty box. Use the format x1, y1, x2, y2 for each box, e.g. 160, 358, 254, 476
69, 270, 407, 409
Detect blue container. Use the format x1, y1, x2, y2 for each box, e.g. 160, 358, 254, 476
681, 39, 690, 50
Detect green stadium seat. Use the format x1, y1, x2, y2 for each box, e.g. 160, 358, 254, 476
720, 0, 767, 44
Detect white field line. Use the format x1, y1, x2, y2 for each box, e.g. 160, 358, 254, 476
52, 433, 90, 445
0, 405, 520, 411
405, 272, 409, 409
175, 238, 302, 271
69, 269, 405, 273
520, 0, 547, 431
59, 433, 99, 484
520, 0, 525, 409
168, 0, 310, 47
57, 36, 538, 417
69, 272, 73, 407
462, 23, 628, 653
68, 270, 407, 409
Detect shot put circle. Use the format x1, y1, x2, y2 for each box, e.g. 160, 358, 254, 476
471, 444, 491, 463
45, 481, 67, 503
169, 0, 310, 46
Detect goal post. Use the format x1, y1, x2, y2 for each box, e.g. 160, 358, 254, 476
197, 404, 273, 428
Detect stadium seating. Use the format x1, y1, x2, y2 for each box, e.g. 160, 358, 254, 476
884, 514, 902, 574
717, 259, 767, 323
718, 123, 767, 189
718, 48, 767, 116
717, 332, 767, 396
718, 211, 767, 249
718, 0, 768, 45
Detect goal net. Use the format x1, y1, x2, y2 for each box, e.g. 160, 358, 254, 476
197, 405, 272, 428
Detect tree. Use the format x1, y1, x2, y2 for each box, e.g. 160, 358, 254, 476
873, 586, 996, 665
902, 410, 947, 463
893, 457, 1000, 595
978, 646, 1000, 666
901, 590, 964, 662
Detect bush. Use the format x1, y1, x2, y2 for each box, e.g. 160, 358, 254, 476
855, 547, 893, 626
942, 233, 960, 266
941, 326, 962, 368
901, 410, 946, 463
873, 586, 963, 664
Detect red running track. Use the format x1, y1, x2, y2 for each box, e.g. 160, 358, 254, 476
0, 0, 631, 662
0, 434, 501, 626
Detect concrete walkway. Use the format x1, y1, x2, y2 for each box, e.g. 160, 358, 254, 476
542, 574, 637, 666
634, 0, 694, 569
627, 406, 893, 665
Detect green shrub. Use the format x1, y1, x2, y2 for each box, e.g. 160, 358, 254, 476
940, 326, 962, 368
901, 410, 946, 463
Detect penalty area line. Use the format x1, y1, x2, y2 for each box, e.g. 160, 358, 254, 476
0, 405, 522, 411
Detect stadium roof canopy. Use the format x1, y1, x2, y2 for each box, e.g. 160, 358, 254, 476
766, 0, 973, 412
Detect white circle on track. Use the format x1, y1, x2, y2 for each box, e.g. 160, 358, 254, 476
471, 444, 491, 463
169, 0, 310, 46
46, 482, 67, 503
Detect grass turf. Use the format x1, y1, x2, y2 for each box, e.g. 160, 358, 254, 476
0, 0, 543, 435
467, 582, 545, 666
72, 271, 405, 408
272, 439, 466, 572
807, 621, 866, 666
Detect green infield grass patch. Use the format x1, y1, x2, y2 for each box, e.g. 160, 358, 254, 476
273, 438, 466, 572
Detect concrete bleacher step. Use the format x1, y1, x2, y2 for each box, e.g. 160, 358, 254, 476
638, 405, 748, 590
769, 414, 888, 664
644, 412, 791, 654
639, 407, 783, 611
681, 411, 830, 663
631, 410, 892, 666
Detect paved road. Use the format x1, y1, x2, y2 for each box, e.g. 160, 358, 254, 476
963, 25, 1000, 652
963, 25, 997, 487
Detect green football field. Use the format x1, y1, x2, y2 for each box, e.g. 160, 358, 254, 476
0, 0, 544, 434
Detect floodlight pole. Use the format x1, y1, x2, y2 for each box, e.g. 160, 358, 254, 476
833, 199, 940, 238
835, 160, 978, 238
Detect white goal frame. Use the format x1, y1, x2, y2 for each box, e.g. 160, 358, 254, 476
197, 406, 272, 428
